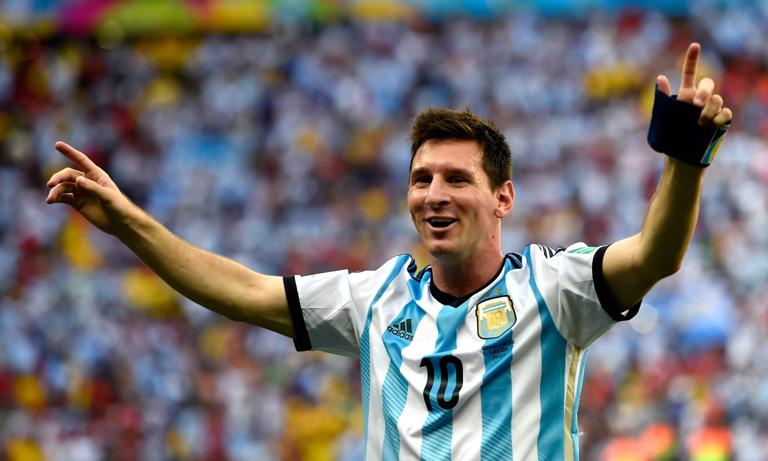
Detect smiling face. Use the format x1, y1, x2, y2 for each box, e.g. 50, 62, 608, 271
407, 139, 514, 265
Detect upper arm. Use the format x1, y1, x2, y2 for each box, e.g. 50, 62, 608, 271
528, 243, 639, 347
602, 234, 660, 309
236, 273, 294, 338
285, 255, 410, 356
285, 268, 375, 356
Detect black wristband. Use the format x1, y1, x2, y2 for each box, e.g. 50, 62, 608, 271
647, 85, 730, 167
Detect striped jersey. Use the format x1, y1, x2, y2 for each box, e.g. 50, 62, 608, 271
284, 243, 639, 461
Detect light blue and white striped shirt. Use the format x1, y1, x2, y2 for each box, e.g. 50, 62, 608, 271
285, 243, 638, 460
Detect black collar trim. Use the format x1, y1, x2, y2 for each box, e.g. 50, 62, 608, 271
429, 259, 507, 308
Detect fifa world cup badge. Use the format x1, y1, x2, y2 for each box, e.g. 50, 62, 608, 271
476, 296, 516, 339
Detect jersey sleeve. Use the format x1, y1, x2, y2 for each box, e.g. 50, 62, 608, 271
526, 243, 640, 347
284, 256, 408, 357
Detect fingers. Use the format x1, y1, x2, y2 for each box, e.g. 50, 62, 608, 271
46, 182, 77, 204
679, 42, 701, 93
669, 43, 733, 127
713, 107, 733, 126
75, 175, 110, 201
46, 176, 111, 205
58, 193, 75, 204
698, 94, 723, 126
657, 75, 671, 96
55, 141, 101, 174
697, 93, 733, 127
47, 167, 83, 187
693, 77, 715, 107
51, 141, 118, 191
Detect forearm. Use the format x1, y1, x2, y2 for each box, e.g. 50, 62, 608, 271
114, 207, 293, 336
636, 157, 705, 278
604, 157, 705, 307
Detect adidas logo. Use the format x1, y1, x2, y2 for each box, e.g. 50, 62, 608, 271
387, 319, 414, 342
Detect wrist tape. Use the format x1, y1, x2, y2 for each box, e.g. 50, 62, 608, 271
647, 85, 730, 167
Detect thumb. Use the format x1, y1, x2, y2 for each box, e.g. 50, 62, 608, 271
76, 175, 111, 201
657, 75, 671, 96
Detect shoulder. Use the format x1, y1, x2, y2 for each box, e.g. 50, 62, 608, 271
524, 243, 567, 259
516, 243, 605, 279
346, 253, 428, 292
351, 254, 422, 279
519, 242, 602, 261
514, 244, 564, 269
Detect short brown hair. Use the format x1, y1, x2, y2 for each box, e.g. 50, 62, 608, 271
409, 108, 512, 189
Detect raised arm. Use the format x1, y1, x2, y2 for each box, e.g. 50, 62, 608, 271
46, 142, 294, 336
601, 43, 733, 308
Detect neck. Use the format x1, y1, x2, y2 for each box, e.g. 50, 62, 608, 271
430, 250, 505, 297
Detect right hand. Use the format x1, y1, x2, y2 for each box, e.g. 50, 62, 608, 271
46, 141, 135, 235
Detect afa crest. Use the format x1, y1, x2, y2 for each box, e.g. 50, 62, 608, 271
476, 296, 516, 339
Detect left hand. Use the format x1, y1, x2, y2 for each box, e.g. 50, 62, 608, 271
656, 42, 733, 127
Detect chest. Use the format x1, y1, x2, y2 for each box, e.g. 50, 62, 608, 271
369, 280, 549, 398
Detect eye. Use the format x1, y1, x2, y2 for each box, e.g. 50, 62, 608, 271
411, 175, 431, 185
447, 176, 468, 184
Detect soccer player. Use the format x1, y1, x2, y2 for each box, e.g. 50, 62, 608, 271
46, 43, 732, 460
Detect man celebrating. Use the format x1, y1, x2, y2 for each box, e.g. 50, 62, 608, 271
46, 43, 731, 460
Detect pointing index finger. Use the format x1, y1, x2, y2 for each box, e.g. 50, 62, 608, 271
55, 141, 99, 173
680, 42, 701, 92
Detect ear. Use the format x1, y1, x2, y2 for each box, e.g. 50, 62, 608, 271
494, 180, 515, 219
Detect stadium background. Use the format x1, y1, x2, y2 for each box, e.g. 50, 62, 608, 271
1, 0, 767, 459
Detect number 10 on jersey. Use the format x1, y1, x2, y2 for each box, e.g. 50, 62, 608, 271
420, 355, 464, 411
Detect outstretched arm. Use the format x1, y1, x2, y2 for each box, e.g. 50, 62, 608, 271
601, 43, 733, 308
46, 142, 294, 336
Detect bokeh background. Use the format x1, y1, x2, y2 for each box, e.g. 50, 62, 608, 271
1, 0, 767, 460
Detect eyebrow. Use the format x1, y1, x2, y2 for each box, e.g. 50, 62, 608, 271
409, 166, 474, 178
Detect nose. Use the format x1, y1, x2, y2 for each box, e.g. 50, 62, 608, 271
425, 177, 450, 209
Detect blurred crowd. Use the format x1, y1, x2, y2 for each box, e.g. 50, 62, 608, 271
2, 2, 768, 460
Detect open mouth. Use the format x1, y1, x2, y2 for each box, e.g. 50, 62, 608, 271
426, 217, 457, 229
